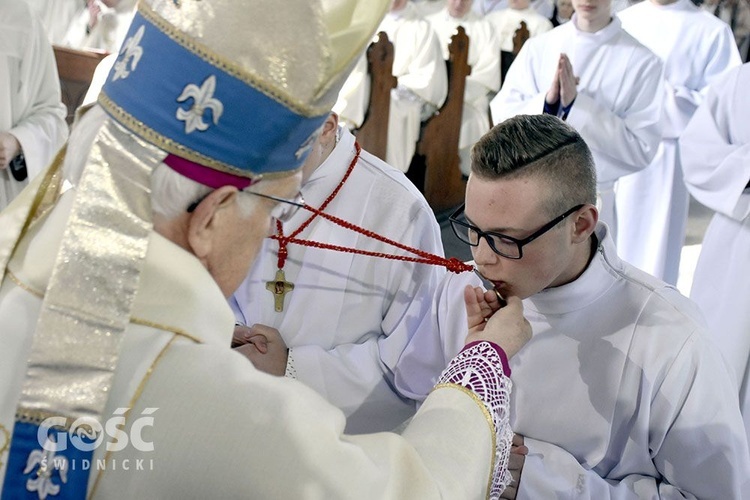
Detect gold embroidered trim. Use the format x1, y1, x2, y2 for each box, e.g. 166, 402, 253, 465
433, 383, 496, 500
131, 318, 202, 344
88, 333, 178, 499
139, 3, 328, 117
7, 270, 43, 298
98, 94, 302, 181
0, 146, 66, 287
7, 271, 203, 346
15, 408, 65, 426
0, 423, 10, 469
27, 148, 65, 229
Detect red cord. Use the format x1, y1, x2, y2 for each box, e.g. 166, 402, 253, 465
272, 141, 471, 274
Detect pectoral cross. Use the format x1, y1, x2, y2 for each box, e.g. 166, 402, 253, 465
266, 269, 294, 312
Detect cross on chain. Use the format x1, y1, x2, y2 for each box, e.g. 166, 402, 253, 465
266, 269, 294, 312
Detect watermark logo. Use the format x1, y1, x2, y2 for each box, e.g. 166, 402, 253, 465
37, 408, 157, 453
16, 409, 158, 498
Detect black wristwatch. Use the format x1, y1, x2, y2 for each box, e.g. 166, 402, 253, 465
9, 153, 27, 182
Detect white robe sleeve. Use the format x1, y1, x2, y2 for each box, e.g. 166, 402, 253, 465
564, 54, 664, 182
8, 10, 68, 179
394, 272, 478, 401
464, 23, 501, 105
518, 330, 750, 499
490, 40, 549, 121
661, 24, 741, 138
284, 202, 446, 431
92, 340, 504, 499
680, 64, 750, 221
394, 21, 448, 109
332, 54, 370, 129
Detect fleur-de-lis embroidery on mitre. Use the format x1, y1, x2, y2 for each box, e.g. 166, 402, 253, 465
112, 25, 145, 82
24, 435, 68, 500
0, 424, 9, 469
176, 75, 224, 134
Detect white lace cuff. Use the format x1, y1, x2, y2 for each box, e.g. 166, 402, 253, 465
284, 348, 297, 379
437, 341, 513, 499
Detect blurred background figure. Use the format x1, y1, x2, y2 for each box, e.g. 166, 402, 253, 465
333, 0, 448, 173
1, 0, 68, 211
486, 0, 553, 53
550, 0, 574, 25
680, 61, 750, 443
473, 0, 556, 18
427, 0, 500, 177
61, 0, 137, 53
24, 0, 82, 45
615, 0, 741, 285
702, 0, 750, 61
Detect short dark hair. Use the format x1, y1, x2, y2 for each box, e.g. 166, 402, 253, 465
471, 114, 597, 216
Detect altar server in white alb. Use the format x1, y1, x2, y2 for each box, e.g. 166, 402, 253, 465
230, 112, 446, 433
485, 0, 553, 53
396, 114, 750, 498
490, 0, 663, 237
615, 0, 741, 285
473, 0, 556, 19
0, 0, 68, 211
427, 0, 501, 177
333, 0, 447, 173
24, 0, 82, 45
680, 62, 750, 443
61, 0, 138, 53
0, 0, 532, 498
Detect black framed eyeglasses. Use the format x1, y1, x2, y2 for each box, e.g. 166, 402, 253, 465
449, 203, 585, 259
187, 190, 306, 222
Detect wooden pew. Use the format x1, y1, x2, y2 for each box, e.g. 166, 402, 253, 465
53, 45, 109, 126
500, 21, 530, 85
408, 26, 471, 213
354, 32, 397, 162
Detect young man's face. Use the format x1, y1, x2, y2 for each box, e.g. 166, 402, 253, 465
571, 0, 612, 29
464, 174, 582, 300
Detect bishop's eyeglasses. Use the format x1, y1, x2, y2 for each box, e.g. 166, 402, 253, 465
187, 190, 306, 222
449, 204, 584, 259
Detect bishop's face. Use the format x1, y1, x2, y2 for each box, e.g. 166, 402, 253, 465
464, 174, 583, 300
209, 171, 303, 297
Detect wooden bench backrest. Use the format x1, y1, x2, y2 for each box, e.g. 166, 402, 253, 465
53, 45, 109, 126
354, 32, 397, 162
500, 21, 530, 85
415, 26, 471, 213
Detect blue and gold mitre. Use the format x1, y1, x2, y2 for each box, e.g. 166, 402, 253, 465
99, 0, 388, 186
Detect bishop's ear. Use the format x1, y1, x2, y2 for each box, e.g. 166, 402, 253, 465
186, 186, 240, 260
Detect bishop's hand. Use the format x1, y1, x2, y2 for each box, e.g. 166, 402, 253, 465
233, 323, 289, 376
464, 286, 531, 359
